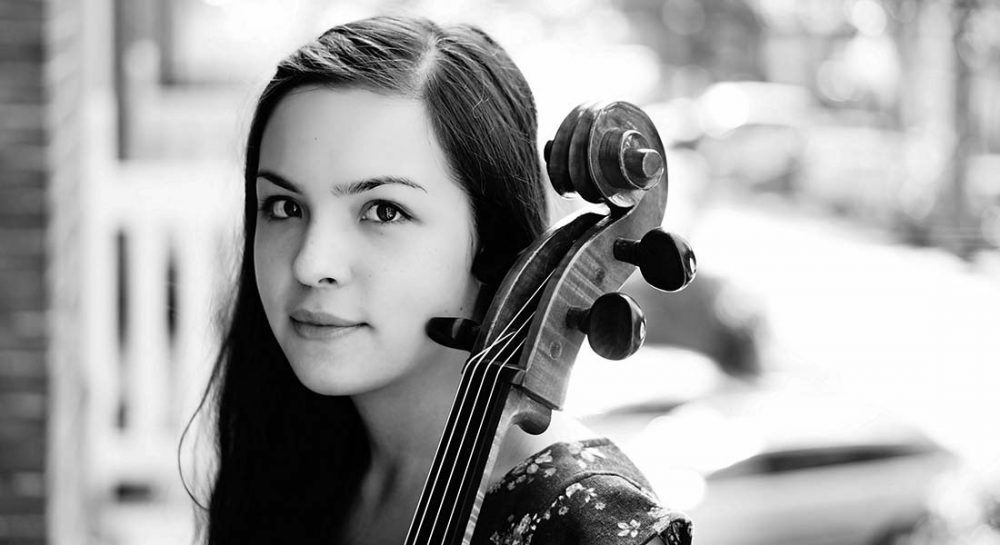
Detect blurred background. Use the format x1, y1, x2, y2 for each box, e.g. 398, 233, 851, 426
2, 0, 999, 543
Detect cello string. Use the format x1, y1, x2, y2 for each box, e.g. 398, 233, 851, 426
425, 307, 539, 540
409, 333, 526, 543
405, 331, 517, 542
417, 262, 554, 482
412, 308, 536, 541
408, 267, 555, 541
424, 333, 528, 542
437, 338, 526, 543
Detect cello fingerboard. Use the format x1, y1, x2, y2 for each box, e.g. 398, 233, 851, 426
404, 359, 520, 544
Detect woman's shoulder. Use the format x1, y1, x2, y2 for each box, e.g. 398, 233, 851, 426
475, 438, 693, 545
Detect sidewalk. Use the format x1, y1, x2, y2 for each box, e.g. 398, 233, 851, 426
684, 196, 1000, 470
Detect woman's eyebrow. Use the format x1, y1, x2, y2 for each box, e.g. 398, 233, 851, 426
255, 170, 426, 195
333, 176, 427, 196
256, 171, 301, 193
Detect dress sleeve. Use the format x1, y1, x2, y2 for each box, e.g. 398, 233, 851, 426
539, 473, 692, 545
482, 472, 692, 545
474, 439, 693, 545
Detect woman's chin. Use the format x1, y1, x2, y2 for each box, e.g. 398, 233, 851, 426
286, 357, 397, 397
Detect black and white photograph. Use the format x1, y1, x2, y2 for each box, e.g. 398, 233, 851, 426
2, 0, 999, 544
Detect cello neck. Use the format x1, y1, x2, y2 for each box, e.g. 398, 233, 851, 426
404, 356, 521, 545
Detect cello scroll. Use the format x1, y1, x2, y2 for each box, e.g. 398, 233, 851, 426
516, 101, 697, 411
545, 101, 668, 208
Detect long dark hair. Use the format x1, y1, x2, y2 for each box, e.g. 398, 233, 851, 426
192, 15, 548, 544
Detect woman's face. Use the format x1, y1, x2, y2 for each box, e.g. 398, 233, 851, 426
254, 87, 480, 396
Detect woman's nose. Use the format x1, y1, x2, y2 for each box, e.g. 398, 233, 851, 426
292, 221, 353, 287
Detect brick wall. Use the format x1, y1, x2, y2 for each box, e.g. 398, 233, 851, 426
1, 0, 86, 542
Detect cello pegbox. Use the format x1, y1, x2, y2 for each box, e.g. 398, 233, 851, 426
613, 228, 697, 293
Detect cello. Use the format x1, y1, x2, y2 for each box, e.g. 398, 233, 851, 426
406, 101, 697, 544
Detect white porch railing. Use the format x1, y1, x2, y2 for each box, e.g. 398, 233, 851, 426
83, 160, 243, 544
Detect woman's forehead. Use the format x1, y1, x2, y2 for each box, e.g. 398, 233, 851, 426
258, 87, 455, 195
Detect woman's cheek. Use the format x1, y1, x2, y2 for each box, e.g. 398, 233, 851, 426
254, 236, 293, 315
430, 260, 478, 316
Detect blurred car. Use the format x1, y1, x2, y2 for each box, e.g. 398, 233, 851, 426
695, 81, 814, 195
567, 347, 968, 545
798, 121, 908, 224
622, 270, 768, 379
963, 153, 1000, 251
903, 466, 1000, 545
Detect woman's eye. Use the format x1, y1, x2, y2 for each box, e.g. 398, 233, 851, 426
261, 197, 301, 220
361, 201, 409, 224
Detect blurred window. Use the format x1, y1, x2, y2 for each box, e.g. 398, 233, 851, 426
160, 0, 325, 86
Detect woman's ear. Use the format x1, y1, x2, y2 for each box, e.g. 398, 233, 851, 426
471, 245, 488, 283
471, 245, 505, 286
470, 246, 496, 322
471, 286, 492, 323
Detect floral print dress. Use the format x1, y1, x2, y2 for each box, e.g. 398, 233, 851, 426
471, 438, 693, 545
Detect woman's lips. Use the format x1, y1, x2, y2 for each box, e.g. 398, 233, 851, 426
289, 310, 365, 340
290, 309, 361, 326
290, 319, 364, 340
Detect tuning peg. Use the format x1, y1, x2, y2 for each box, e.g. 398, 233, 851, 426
598, 129, 664, 191
426, 317, 480, 352
623, 147, 664, 183
613, 228, 696, 292
566, 292, 646, 360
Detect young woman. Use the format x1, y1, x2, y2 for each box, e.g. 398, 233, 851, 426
195, 14, 691, 545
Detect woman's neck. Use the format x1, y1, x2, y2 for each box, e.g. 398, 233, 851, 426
344, 345, 598, 544
352, 347, 466, 494
342, 348, 466, 545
